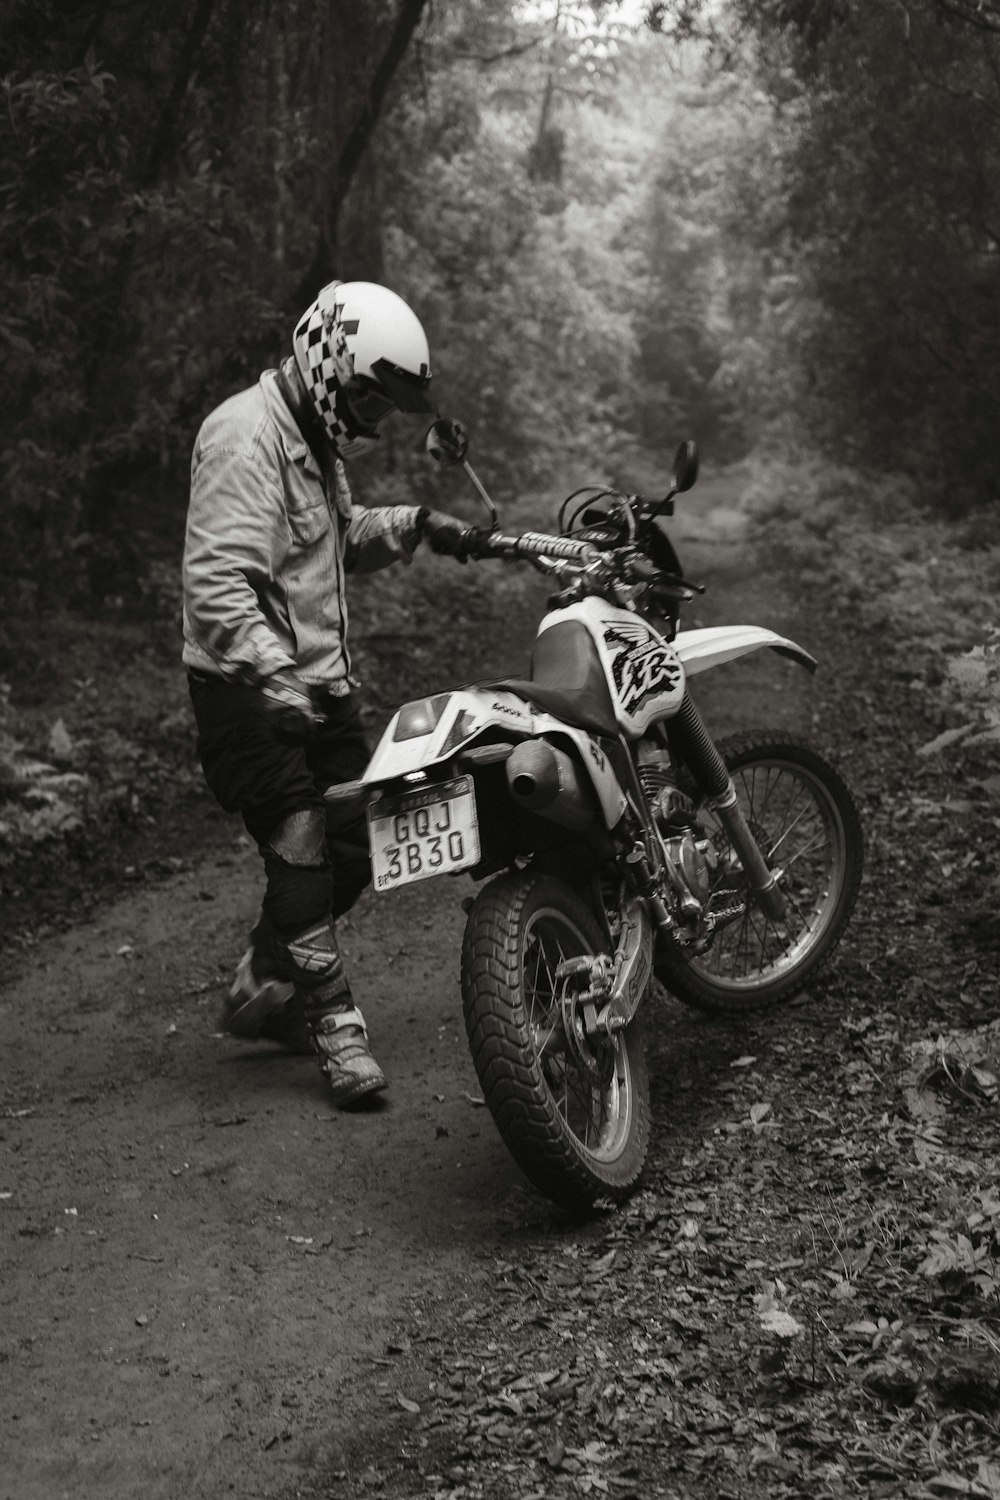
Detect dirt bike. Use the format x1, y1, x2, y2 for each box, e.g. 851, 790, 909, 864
328, 421, 864, 1211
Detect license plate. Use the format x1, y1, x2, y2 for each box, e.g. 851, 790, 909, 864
368, 776, 480, 892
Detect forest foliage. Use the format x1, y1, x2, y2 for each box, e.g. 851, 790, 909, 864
2, 0, 1000, 626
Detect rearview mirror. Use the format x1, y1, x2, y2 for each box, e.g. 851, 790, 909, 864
425, 417, 469, 467
671, 440, 699, 495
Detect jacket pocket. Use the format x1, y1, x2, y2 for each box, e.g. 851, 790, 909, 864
287, 500, 331, 548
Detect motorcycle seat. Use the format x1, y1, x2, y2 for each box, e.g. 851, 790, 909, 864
498, 679, 616, 736
495, 620, 620, 737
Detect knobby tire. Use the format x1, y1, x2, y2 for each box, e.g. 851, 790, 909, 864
461, 871, 650, 1211
656, 731, 864, 1014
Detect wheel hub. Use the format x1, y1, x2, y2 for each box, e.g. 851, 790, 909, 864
556, 955, 617, 1088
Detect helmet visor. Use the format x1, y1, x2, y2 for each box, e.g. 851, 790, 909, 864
370, 356, 434, 414
342, 377, 398, 432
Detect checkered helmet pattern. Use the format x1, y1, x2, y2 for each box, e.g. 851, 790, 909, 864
292, 282, 359, 454
292, 280, 432, 460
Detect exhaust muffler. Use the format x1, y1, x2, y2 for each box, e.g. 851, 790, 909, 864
505, 739, 596, 831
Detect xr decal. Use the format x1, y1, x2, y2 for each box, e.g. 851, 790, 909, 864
603, 620, 682, 715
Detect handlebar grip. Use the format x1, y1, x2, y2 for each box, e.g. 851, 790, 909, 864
518, 531, 600, 561
478, 530, 599, 562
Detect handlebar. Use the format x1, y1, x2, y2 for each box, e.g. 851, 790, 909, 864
471, 529, 600, 564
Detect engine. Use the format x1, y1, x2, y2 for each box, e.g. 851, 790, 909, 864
637, 752, 716, 916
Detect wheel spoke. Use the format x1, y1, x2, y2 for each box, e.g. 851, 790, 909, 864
521, 906, 635, 1162
780, 829, 825, 870
690, 754, 848, 992
565, 1072, 599, 1142
765, 801, 813, 857
533, 1019, 564, 1059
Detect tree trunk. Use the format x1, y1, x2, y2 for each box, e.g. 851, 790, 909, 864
141, 0, 219, 187
291, 0, 431, 308
83, 0, 221, 408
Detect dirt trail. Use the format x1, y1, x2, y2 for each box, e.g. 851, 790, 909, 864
0, 469, 826, 1500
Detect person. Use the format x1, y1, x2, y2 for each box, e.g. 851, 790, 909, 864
182, 279, 474, 1109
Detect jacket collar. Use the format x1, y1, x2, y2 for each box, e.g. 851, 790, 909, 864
262, 361, 327, 481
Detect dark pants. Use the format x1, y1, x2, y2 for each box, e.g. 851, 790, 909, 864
188, 672, 371, 944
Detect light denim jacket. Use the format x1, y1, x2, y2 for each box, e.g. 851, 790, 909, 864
182, 362, 422, 691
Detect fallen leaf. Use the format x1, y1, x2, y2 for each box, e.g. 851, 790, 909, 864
588, 1249, 617, 1277
922, 1473, 983, 1497
758, 1308, 803, 1340
917, 725, 973, 757
975, 1460, 1000, 1499
830, 1279, 857, 1301
863, 1357, 922, 1407
395, 1392, 420, 1414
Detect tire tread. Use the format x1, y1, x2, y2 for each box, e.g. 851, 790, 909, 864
461, 871, 650, 1210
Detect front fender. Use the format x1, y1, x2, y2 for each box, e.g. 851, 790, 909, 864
673, 625, 817, 676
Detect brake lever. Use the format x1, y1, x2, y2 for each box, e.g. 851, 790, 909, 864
663, 571, 705, 595
625, 554, 704, 594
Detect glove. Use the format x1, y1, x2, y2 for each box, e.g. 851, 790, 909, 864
416, 508, 474, 563
256, 670, 318, 742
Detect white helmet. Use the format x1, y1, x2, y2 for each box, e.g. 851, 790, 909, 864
292, 280, 434, 458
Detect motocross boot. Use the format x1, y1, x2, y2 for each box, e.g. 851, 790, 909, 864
282, 917, 387, 1109
220, 917, 313, 1054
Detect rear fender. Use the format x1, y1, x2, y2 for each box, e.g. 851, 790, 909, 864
362, 688, 534, 784
345, 693, 627, 837
674, 625, 817, 676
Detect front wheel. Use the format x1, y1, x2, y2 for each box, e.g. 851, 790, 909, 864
656, 732, 864, 1014
461, 871, 650, 1211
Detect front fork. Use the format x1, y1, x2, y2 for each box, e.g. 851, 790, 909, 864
551, 692, 785, 1046
708, 784, 786, 920
668, 692, 786, 922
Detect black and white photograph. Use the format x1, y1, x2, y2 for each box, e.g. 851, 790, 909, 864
2, 2, 1000, 1496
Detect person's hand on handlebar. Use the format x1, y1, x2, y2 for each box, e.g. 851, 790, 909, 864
416, 509, 484, 564
461, 526, 503, 561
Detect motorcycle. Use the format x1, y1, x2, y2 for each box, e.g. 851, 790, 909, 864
327, 421, 864, 1210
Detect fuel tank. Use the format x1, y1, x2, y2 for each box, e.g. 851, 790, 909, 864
532, 596, 686, 738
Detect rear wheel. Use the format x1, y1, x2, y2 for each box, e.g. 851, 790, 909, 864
461, 871, 650, 1211
656, 733, 863, 1014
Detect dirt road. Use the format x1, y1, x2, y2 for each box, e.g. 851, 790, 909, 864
1, 472, 825, 1499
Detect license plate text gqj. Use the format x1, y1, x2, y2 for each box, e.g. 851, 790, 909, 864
368, 776, 480, 891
